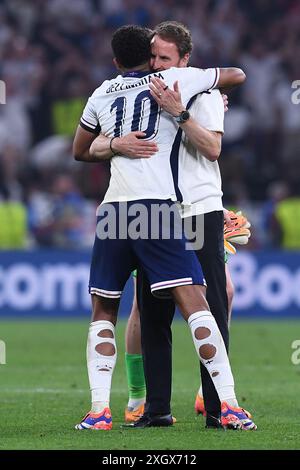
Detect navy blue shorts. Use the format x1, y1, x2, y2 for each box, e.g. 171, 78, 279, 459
89, 200, 205, 298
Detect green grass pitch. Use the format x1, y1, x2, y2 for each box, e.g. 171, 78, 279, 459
0, 319, 300, 450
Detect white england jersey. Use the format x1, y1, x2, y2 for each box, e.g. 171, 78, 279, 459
80, 67, 219, 203
177, 90, 225, 218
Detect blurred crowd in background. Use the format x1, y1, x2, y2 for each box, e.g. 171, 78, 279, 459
0, 0, 300, 250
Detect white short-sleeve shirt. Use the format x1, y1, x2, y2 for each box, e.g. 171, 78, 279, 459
177, 89, 225, 217
80, 67, 220, 204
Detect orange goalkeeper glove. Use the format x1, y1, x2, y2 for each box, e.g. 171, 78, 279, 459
224, 210, 251, 255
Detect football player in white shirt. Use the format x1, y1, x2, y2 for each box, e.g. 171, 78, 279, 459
90, 23, 252, 429
73, 25, 256, 431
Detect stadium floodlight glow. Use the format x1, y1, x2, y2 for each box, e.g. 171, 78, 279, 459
0, 80, 6, 104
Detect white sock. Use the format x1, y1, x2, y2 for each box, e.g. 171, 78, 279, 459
91, 401, 110, 414
86, 320, 117, 413
188, 311, 238, 406
127, 398, 145, 410
198, 385, 203, 398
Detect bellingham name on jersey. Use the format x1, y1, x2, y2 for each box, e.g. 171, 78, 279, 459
80, 67, 220, 205
105, 72, 164, 94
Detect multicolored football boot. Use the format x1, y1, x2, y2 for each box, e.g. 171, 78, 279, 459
125, 405, 177, 424
221, 402, 257, 430
125, 404, 145, 423
194, 393, 206, 416
75, 408, 112, 430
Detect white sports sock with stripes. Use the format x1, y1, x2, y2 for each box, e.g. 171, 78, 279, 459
86, 320, 117, 413
188, 311, 238, 406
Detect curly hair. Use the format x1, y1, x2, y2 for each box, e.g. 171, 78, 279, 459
111, 25, 152, 69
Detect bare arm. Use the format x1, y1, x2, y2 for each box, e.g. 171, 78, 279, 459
218, 67, 246, 88
72, 125, 99, 162
150, 79, 222, 161
74, 125, 158, 162
180, 120, 222, 161
89, 131, 158, 160
180, 92, 228, 160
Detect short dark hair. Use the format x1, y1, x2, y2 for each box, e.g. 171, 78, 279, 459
111, 25, 152, 69
153, 21, 193, 58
